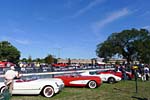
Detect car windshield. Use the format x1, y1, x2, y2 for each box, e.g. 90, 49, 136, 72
89, 71, 97, 75
21, 75, 39, 81
70, 72, 80, 77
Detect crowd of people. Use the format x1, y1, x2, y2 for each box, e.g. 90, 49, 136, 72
115, 63, 150, 81
138, 65, 150, 81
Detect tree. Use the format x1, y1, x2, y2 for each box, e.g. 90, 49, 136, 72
96, 28, 150, 64
68, 58, 71, 65
32, 58, 45, 63
44, 54, 55, 64
28, 56, 32, 63
33, 58, 41, 63
134, 32, 150, 63
0, 41, 20, 63
53, 58, 58, 64
20, 58, 28, 62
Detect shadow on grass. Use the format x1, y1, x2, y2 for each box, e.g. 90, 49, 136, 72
131, 96, 148, 100
113, 87, 149, 100
113, 87, 132, 93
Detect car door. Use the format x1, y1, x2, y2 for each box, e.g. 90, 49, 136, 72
99, 74, 108, 82
13, 78, 40, 94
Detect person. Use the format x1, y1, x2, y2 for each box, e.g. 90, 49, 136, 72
141, 66, 146, 81
4, 66, 21, 95
144, 65, 149, 81
120, 65, 127, 80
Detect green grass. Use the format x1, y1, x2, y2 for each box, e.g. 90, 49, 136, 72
11, 80, 150, 100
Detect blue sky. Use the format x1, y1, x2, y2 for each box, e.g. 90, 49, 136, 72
0, 0, 150, 59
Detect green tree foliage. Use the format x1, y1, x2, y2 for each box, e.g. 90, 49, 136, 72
28, 55, 32, 63
53, 58, 58, 64
20, 58, 28, 62
96, 28, 150, 64
68, 58, 71, 65
0, 41, 20, 63
44, 54, 55, 64
32, 58, 45, 63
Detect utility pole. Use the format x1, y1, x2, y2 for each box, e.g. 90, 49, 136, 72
133, 65, 138, 93
58, 48, 61, 58
50, 48, 61, 58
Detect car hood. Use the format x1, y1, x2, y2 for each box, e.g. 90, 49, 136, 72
36, 78, 64, 84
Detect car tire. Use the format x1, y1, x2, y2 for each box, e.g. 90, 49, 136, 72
108, 77, 115, 84
0, 86, 6, 94
88, 81, 97, 89
42, 86, 54, 98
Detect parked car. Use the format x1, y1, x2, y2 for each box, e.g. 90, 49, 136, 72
55, 73, 102, 89
0, 75, 64, 98
0, 61, 14, 68
98, 70, 134, 80
80, 70, 121, 84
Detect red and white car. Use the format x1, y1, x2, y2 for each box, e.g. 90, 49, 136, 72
80, 70, 121, 84
98, 70, 134, 80
55, 73, 102, 89
0, 61, 14, 68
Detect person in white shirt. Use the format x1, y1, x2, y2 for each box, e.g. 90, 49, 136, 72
144, 65, 149, 81
4, 66, 21, 95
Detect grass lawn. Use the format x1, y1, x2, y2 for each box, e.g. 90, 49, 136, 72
11, 80, 150, 100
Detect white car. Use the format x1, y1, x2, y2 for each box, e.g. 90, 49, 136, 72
80, 71, 121, 84
0, 75, 64, 98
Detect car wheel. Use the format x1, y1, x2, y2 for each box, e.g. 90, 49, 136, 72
0, 86, 6, 94
108, 77, 115, 84
88, 81, 97, 89
42, 86, 54, 98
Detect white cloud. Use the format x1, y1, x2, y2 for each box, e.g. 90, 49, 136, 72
0, 36, 30, 45
143, 25, 150, 31
14, 39, 30, 45
71, 0, 105, 18
93, 8, 130, 33
12, 28, 26, 34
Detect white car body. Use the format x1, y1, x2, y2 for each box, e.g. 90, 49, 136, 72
80, 71, 121, 83
0, 76, 64, 98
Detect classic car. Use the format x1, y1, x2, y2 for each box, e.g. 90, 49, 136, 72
55, 73, 102, 89
0, 75, 64, 98
80, 70, 121, 84
98, 70, 134, 80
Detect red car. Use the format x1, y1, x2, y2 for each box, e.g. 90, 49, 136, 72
98, 70, 134, 80
55, 73, 102, 89
0, 61, 14, 68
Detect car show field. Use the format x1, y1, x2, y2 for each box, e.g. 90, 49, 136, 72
10, 80, 150, 100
